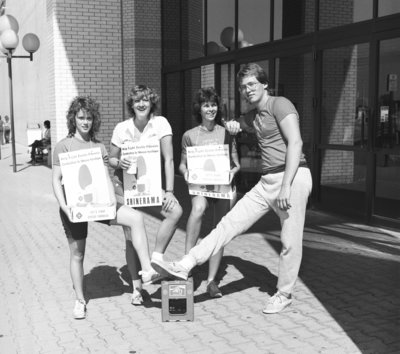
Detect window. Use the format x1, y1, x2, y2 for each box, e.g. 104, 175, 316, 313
238, 0, 270, 46
184, 68, 203, 130
165, 72, 184, 169
319, 149, 366, 215
378, 0, 400, 17
319, 0, 373, 30
274, 0, 315, 40
375, 154, 400, 219
321, 43, 370, 147
374, 37, 400, 219
275, 53, 314, 168
376, 38, 400, 149
207, 0, 234, 53
236, 60, 268, 191
220, 63, 235, 120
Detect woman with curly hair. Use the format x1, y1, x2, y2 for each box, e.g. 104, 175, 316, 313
52, 96, 159, 319
109, 85, 183, 305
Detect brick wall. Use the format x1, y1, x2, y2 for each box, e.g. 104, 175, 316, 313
50, 0, 123, 148
181, 0, 204, 61
122, 0, 162, 111
319, 0, 353, 30
162, 0, 181, 66
321, 46, 357, 184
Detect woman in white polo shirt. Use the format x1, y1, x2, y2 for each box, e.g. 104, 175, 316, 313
109, 85, 183, 305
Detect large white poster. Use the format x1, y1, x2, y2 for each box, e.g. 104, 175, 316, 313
121, 140, 162, 207
59, 147, 116, 222
186, 144, 234, 199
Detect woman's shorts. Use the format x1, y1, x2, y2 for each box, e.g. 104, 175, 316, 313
59, 208, 113, 240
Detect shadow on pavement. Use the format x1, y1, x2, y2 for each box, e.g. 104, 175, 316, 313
252, 219, 400, 353
301, 244, 399, 353
85, 265, 130, 301
193, 255, 277, 304
128, 193, 400, 351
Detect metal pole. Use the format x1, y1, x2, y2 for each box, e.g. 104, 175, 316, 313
7, 53, 17, 172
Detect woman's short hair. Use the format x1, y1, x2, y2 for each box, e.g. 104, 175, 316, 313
192, 87, 223, 124
126, 85, 159, 118
66, 96, 101, 141
44, 120, 51, 129
237, 63, 270, 86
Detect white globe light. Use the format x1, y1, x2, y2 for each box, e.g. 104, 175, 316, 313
22, 33, 40, 53
220, 27, 244, 49
0, 29, 19, 50
0, 39, 10, 54
0, 14, 19, 35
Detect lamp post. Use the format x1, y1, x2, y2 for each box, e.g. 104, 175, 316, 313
0, 14, 40, 172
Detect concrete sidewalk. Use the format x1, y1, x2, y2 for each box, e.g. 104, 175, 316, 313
0, 143, 399, 354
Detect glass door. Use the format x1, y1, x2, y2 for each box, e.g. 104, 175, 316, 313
318, 43, 369, 217
235, 59, 269, 192
374, 37, 400, 221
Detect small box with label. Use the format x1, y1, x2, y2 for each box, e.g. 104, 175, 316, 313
161, 279, 194, 322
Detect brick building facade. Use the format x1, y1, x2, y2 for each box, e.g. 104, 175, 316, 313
1, 0, 400, 225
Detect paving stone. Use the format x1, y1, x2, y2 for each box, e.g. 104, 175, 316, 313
0, 144, 399, 353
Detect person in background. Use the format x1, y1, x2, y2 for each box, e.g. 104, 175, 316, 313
151, 63, 312, 314
178, 87, 240, 298
52, 96, 160, 319
109, 85, 183, 305
3, 115, 10, 144
0, 115, 4, 145
28, 120, 51, 163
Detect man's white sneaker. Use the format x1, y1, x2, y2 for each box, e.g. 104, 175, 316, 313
138, 268, 164, 285
73, 299, 86, 319
151, 259, 189, 280
262, 292, 292, 314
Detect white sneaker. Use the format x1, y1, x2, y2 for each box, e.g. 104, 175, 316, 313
138, 268, 165, 285
73, 299, 86, 319
150, 259, 189, 280
262, 292, 292, 314
131, 288, 144, 306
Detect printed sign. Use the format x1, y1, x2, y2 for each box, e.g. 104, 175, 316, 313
187, 144, 234, 199
187, 144, 230, 185
387, 73, 398, 92
188, 184, 235, 200
380, 106, 389, 123
121, 140, 162, 207
59, 147, 116, 222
